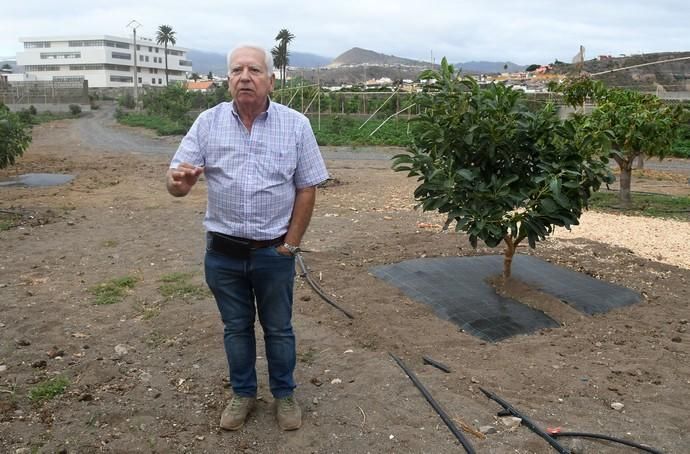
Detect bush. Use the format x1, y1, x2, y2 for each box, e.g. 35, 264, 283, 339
69, 104, 82, 116
28, 105, 37, 115
117, 92, 136, 109
0, 102, 33, 169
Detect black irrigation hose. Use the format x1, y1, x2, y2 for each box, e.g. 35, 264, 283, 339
479, 387, 570, 454
389, 353, 476, 454
551, 431, 664, 454
295, 253, 355, 319
422, 355, 451, 373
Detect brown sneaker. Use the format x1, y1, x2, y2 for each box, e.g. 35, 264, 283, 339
220, 395, 255, 430
275, 395, 302, 430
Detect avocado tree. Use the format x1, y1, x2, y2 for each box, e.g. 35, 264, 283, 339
0, 103, 32, 169
554, 78, 687, 206
393, 59, 613, 278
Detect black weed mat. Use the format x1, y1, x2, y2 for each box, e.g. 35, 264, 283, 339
370, 255, 641, 342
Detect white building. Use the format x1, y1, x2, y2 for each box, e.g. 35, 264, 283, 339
16, 35, 192, 88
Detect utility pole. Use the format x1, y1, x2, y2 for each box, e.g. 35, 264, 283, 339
126, 20, 142, 109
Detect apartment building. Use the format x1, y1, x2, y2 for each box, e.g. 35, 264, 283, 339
16, 35, 192, 88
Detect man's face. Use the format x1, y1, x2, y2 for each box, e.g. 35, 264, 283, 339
228, 47, 275, 109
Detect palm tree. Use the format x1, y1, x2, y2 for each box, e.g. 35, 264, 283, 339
156, 25, 176, 86
273, 29, 294, 89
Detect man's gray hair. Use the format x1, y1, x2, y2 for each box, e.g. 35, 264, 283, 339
227, 44, 274, 76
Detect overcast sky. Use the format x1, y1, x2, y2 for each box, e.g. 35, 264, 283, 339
2, 1, 689, 64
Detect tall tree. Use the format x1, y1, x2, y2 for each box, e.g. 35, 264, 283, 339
554, 77, 687, 206
273, 29, 295, 89
155, 25, 177, 86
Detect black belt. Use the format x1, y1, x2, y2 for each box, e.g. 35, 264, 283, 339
208, 232, 285, 259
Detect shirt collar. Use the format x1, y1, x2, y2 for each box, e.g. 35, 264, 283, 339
230, 98, 273, 120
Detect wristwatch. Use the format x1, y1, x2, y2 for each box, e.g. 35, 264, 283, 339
282, 242, 301, 255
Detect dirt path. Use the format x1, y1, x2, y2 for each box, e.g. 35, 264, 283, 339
0, 117, 689, 453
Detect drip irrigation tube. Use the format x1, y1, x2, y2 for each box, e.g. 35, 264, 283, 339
389, 353, 476, 454
479, 387, 570, 454
295, 253, 355, 319
550, 431, 663, 454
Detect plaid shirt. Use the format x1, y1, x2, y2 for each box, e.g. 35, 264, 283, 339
170, 100, 329, 240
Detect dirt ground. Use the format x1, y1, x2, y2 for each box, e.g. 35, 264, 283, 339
1, 115, 689, 454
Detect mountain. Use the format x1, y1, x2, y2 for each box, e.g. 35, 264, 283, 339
454, 61, 526, 74
329, 47, 428, 68
552, 51, 690, 91
186, 49, 332, 75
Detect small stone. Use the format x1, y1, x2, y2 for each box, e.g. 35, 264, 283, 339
499, 416, 522, 429
312, 397, 319, 405
0, 365, 7, 373
47, 347, 65, 358
330, 378, 342, 385
15, 448, 31, 454
15, 339, 31, 346
569, 438, 586, 454
479, 425, 497, 434
114, 344, 128, 356
31, 360, 47, 368
611, 402, 625, 411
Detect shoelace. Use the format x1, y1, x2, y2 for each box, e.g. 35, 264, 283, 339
230, 397, 249, 410
278, 397, 295, 410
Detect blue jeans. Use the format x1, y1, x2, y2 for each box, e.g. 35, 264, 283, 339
204, 243, 296, 398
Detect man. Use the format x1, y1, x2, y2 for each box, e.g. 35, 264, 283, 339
166, 44, 328, 431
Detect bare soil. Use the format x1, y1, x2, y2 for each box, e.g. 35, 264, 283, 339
1, 115, 689, 453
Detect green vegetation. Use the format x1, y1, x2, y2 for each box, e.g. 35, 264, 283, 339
90, 276, 137, 305
553, 76, 688, 206
28, 376, 69, 402
117, 112, 189, 135
672, 123, 690, 158
158, 272, 209, 300
0, 213, 21, 231
589, 191, 690, 220
155, 25, 177, 86
394, 59, 613, 278
0, 102, 32, 169
312, 115, 412, 147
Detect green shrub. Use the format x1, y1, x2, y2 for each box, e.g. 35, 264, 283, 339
117, 92, 136, 109
28, 105, 37, 115
0, 102, 33, 169
69, 104, 82, 116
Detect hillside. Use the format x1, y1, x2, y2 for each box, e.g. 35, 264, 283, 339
186, 49, 332, 76
554, 51, 690, 91
329, 47, 428, 68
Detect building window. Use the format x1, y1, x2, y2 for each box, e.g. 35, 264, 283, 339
155, 48, 159, 53
145, 56, 149, 62
25, 41, 51, 48
158, 78, 162, 84
40, 52, 81, 59
137, 45, 140, 50
152, 78, 156, 84
110, 75, 133, 83
138, 77, 142, 83
139, 55, 144, 61
24, 65, 61, 71
112, 52, 131, 60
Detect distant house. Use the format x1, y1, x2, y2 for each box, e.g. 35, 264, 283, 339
186, 80, 216, 92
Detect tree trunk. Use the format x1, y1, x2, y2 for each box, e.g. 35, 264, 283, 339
618, 162, 633, 207
503, 236, 517, 279
164, 44, 169, 86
